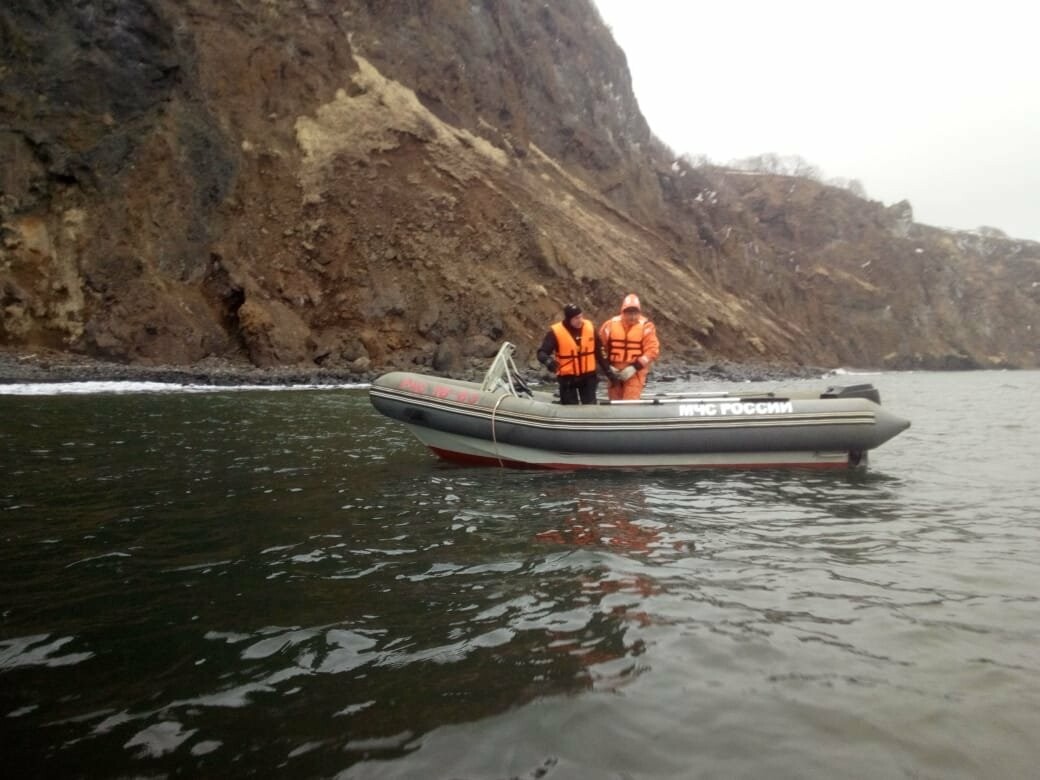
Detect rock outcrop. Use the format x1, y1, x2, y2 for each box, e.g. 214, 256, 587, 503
2, 0, 1038, 374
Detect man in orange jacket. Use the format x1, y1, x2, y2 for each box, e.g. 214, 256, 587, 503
537, 303, 613, 404
599, 293, 660, 401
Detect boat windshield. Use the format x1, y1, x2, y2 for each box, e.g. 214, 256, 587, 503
480, 342, 533, 397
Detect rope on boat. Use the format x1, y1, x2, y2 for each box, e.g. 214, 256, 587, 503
490, 394, 509, 468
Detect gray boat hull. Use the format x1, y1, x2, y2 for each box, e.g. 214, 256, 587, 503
369, 371, 910, 469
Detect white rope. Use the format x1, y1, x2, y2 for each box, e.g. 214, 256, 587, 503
490, 394, 509, 468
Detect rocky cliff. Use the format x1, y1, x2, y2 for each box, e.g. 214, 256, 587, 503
2, 0, 1038, 375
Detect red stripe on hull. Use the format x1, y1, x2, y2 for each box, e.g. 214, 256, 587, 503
429, 447, 561, 469
427, 446, 854, 470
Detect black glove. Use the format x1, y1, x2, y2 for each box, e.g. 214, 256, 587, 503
545, 358, 558, 374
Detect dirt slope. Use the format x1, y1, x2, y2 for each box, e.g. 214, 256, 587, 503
2, 0, 1037, 375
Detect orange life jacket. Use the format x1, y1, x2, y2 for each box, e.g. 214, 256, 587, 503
550, 320, 597, 376
603, 317, 647, 366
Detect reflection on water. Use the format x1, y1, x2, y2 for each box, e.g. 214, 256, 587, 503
2, 374, 1040, 777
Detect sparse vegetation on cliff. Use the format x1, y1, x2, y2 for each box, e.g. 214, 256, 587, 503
1, 0, 1038, 375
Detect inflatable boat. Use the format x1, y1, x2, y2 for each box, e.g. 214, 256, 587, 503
368, 343, 910, 469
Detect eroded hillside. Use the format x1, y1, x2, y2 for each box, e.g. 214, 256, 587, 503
2, 0, 1038, 374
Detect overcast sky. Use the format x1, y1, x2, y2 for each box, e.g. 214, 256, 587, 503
593, 0, 1039, 242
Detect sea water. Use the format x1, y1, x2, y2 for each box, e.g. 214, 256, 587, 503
1, 371, 1038, 778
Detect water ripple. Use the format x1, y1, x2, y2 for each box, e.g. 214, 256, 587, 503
3, 377, 1040, 777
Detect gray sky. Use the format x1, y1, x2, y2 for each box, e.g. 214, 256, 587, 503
594, 0, 1040, 242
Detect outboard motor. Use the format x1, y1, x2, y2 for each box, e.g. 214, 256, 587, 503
821, 383, 881, 404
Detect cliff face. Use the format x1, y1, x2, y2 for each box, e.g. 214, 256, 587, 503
2, 0, 1038, 373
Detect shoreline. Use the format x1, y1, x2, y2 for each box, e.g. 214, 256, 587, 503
0, 347, 833, 387
0, 350, 365, 387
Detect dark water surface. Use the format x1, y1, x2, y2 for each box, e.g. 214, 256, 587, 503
2, 372, 1039, 778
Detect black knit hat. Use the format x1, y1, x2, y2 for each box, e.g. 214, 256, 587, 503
563, 303, 582, 319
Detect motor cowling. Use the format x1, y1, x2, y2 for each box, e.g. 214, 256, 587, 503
821, 383, 881, 404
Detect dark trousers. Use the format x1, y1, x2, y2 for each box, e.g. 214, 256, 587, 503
558, 372, 598, 405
